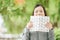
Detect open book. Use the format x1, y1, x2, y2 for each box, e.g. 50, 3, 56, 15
30, 16, 50, 32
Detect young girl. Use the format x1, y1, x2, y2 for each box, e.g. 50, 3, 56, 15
22, 4, 54, 40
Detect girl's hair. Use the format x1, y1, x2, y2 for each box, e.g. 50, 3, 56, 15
32, 4, 47, 16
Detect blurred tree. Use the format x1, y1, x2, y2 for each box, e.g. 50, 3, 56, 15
0, 0, 60, 35
48, 0, 59, 27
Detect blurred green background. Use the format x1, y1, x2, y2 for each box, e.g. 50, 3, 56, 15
0, 0, 60, 40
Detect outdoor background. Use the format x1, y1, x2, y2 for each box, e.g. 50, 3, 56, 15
0, 0, 60, 40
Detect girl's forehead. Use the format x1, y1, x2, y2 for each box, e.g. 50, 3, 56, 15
34, 6, 43, 10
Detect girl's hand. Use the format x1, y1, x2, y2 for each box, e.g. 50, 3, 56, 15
45, 22, 53, 30
27, 21, 33, 29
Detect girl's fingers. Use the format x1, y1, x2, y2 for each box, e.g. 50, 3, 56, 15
45, 22, 53, 30
27, 21, 33, 29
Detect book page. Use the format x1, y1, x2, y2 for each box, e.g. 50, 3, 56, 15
30, 16, 50, 32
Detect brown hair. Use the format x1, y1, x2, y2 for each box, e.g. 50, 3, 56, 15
32, 4, 47, 16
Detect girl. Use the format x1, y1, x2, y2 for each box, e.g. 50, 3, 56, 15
22, 4, 54, 40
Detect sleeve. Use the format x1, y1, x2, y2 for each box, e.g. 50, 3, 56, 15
22, 27, 30, 40
47, 29, 55, 40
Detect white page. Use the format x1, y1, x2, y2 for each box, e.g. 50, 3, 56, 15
30, 16, 50, 32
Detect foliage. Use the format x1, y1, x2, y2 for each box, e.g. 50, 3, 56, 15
0, 0, 60, 40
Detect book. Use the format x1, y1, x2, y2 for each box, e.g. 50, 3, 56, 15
30, 16, 50, 32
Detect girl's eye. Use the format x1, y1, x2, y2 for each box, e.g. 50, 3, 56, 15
40, 10, 43, 13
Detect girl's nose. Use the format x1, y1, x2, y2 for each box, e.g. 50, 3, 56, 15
37, 12, 41, 15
